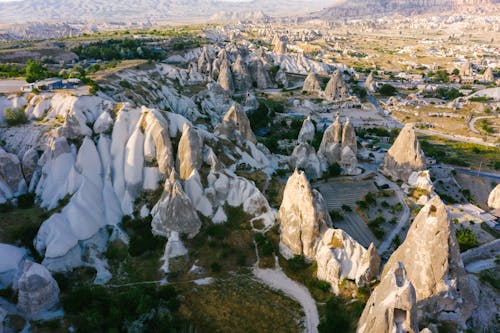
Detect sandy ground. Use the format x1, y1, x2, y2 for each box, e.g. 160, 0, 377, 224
253, 263, 319, 333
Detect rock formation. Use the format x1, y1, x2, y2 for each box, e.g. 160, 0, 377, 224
461, 60, 472, 76
216, 103, 257, 144
297, 116, 315, 144
324, 70, 349, 101
483, 67, 494, 82
232, 54, 251, 91
340, 146, 357, 175
318, 116, 342, 164
177, 123, 203, 180
289, 143, 322, 179
487, 184, 500, 210
217, 59, 234, 94
316, 230, 380, 293
151, 171, 201, 237
380, 124, 425, 182
341, 117, 357, 153
0, 147, 27, 203
16, 261, 60, 316
21, 147, 39, 186
357, 262, 419, 333
279, 170, 331, 259
303, 72, 322, 93
365, 72, 376, 93
249, 58, 272, 89
381, 196, 475, 328
198, 46, 212, 75
274, 37, 287, 55
275, 68, 289, 88
407, 170, 434, 194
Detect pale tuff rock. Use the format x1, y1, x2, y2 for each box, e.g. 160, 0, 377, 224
316, 230, 380, 294
177, 123, 203, 180
487, 184, 500, 209
298, 116, 315, 144
274, 37, 287, 55
21, 147, 39, 185
407, 170, 434, 194
217, 60, 234, 94
207, 169, 275, 228
16, 261, 60, 316
0, 244, 26, 288
160, 231, 188, 273
184, 169, 213, 217
141, 108, 174, 176
318, 116, 342, 164
232, 54, 251, 91
381, 124, 425, 182
198, 46, 213, 75
151, 171, 201, 237
279, 170, 331, 259
244, 92, 259, 110
461, 60, 472, 76
35, 137, 75, 210
211, 49, 228, 79
381, 196, 475, 328
216, 103, 257, 144
249, 58, 272, 89
93, 111, 113, 134
357, 262, 419, 333
365, 71, 377, 93
483, 67, 494, 82
324, 70, 349, 101
290, 143, 322, 179
275, 68, 289, 88
341, 118, 357, 154
0, 147, 27, 202
340, 146, 357, 175
303, 72, 322, 93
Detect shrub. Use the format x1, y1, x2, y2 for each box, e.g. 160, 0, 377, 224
455, 228, 479, 252
210, 262, 221, 273
341, 204, 352, 212
379, 84, 397, 96
287, 255, 308, 271
4, 107, 27, 126
329, 210, 344, 223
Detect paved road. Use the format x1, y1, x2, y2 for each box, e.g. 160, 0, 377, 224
377, 174, 411, 254
454, 168, 500, 181
468, 115, 497, 135
415, 128, 499, 148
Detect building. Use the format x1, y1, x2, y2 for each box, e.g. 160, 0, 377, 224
35, 78, 63, 90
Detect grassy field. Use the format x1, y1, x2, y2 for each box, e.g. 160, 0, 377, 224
177, 273, 304, 333
419, 135, 500, 172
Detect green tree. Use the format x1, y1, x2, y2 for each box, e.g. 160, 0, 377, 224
379, 84, 397, 96
25, 60, 48, 83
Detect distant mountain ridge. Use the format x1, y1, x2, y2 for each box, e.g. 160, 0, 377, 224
314, 0, 500, 18
0, 0, 330, 24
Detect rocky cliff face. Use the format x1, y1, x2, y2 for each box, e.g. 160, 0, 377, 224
316, 229, 380, 294
0, 147, 27, 203
279, 170, 331, 259
151, 171, 202, 238
279, 170, 380, 292
303, 73, 322, 94
177, 124, 203, 180
216, 103, 257, 144
324, 70, 349, 101
381, 196, 475, 328
297, 116, 315, 144
381, 124, 426, 182
315, 0, 499, 18
358, 262, 419, 333
289, 143, 322, 179
16, 261, 60, 316
487, 184, 500, 209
